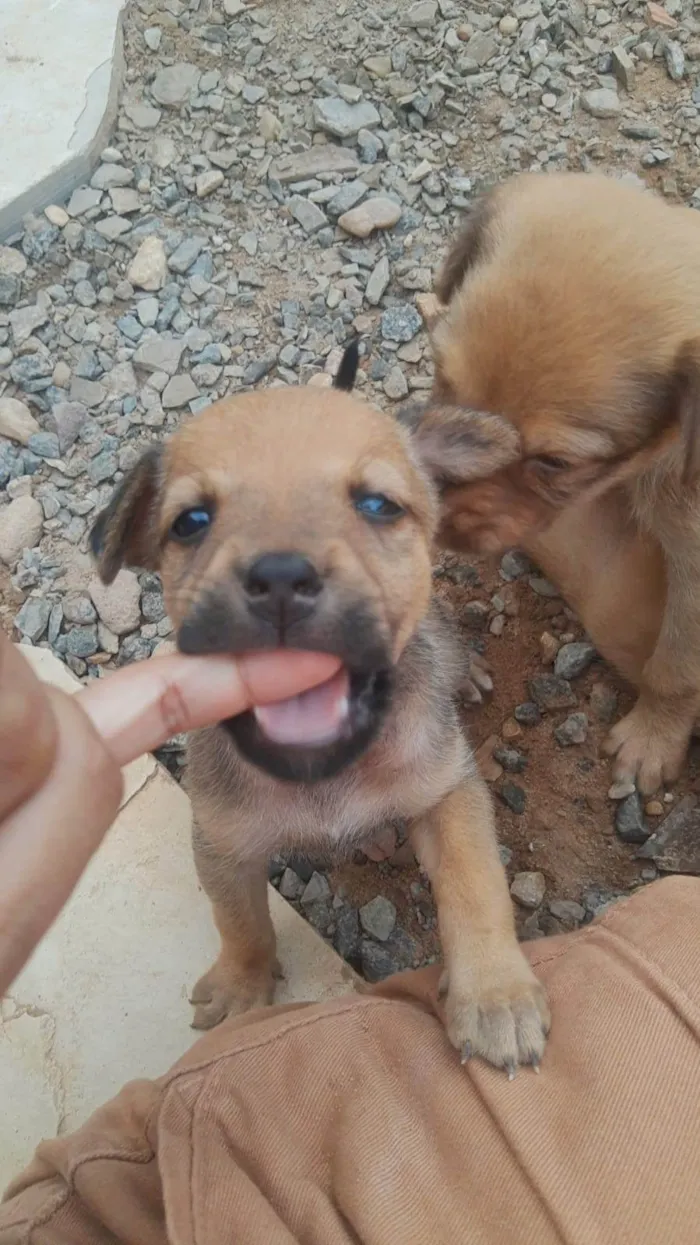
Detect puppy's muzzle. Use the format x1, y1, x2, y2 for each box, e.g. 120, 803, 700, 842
176, 549, 394, 784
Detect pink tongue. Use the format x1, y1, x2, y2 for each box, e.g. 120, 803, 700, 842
254, 667, 351, 747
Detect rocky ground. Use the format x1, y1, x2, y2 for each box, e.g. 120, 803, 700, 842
2, 0, 700, 982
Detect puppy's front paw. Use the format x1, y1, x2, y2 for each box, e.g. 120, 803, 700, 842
190, 957, 279, 1030
460, 651, 494, 705
441, 953, 550, 1077
603, 696, 691, 795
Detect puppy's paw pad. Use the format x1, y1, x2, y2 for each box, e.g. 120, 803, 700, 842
445, 960, 550, 1074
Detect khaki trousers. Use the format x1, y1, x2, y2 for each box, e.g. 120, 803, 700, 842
2, 875, 699, 1244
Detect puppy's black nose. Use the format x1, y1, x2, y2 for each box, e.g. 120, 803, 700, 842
243, 552, 323, 625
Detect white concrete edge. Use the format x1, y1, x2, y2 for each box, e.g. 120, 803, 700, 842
0, 14, 125, 243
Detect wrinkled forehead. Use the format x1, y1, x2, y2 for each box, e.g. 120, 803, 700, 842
160, 388, 430, 523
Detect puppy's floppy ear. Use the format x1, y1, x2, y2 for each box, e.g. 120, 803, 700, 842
398, 402, 521, 485
90, 446, 164, 584
334, 339, 360, 392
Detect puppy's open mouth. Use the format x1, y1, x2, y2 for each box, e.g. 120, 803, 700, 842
253, 665, 353, 747
222, 660, 392, 783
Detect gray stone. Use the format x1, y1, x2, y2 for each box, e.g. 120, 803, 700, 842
89, 570, 141, 635
359, 895, 397, 942
300, 871, 331, 905
514, 702, 541, 726
529, 674, 577, 712
0, 495, 43, 565
334, 907, 361, 960
500, 550, 531, 580
615, 792, 649, 844
124, 102, 162, 130
664, 40, 685, 81
313, 97, 380, 139
66, 187, 103, 216
554, 712, 588, 746
10, 301, 49, 346
64, 625, 99, 658
464, 32, 498, 65
27, 432, 60, 459
133, 335, 184, 376
498, 781, 527, 815
581, 88, 621, 119
511, 871, 546, 909
381, 304, 422, 343
141, 590, 165, 623
0, 274, 20, 305
151, 63, 200, 107
326, 180, 368, 219
549, 899, 586, 928
401, 0, 438, 27
278, 867, 305, 900
554, 641, 596, 679
90, 163, 134, 190
365, 256, 390, 306
94, 215, 131, 240
63, 593, 97, 625
14, 596, 51, 642
168, 237, 205, 274
360, 939, 403, 982
51, 402, 88, 452
87, 451, 118, 485
493, 746, 527, 773
162, 374, 199, 408
288, 196, 328, 234
269, 146, 360, 184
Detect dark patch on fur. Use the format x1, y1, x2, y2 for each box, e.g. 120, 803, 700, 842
435, 192, 496, 306
334, 340, 360, 392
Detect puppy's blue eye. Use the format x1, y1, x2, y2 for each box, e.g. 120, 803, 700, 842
353, 491, 404, 522
170, 507, 212, 543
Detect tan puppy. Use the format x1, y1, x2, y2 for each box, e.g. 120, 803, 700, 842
409, 171, 700, 795
90, 346, 548, 1074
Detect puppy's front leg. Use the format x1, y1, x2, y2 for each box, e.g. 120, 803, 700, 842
411, 777, 549, 1075
190, 826, 279, 1030
604, 543, 700, 794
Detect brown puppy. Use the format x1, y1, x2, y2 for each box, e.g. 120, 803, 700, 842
90, 348, 548, 1075
410, 171, 700, 796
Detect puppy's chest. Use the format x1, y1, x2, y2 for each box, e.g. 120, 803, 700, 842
244, 719, 466, 855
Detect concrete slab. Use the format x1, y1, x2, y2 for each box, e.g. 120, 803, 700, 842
0, 0, 126, 242
0, 648, 356, 1189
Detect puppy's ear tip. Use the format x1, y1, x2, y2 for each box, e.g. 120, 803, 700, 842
333, 339, 361, 392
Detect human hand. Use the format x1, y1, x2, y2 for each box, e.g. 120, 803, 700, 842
0, 634, 339, 994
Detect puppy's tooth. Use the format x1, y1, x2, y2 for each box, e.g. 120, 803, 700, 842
338, 695, 350, 721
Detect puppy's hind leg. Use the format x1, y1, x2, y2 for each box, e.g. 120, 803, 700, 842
190, 823, 279, 1030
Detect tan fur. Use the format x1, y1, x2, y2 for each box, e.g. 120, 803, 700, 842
421, 171, 700, 794
91, 384, 548, 1072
